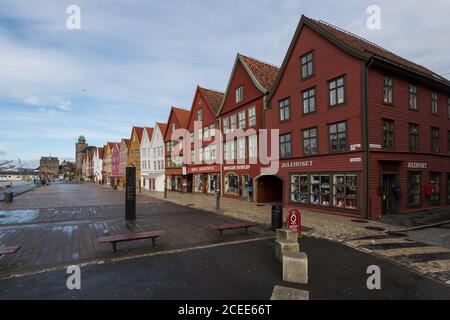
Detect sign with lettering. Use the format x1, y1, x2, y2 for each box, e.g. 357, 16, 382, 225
407, 162, 427, 169
281, 161, 313, 169
370, 144, 382, 149
350, 157, 362, 163
223, 164, 250, 171
287, 209, 301, 234
125, 167, 136, 221
188, 165, 219, 174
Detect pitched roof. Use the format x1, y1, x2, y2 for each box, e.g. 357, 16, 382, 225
305, 17, 449, 85
98, 147, 104, 159
156, 122, 167, 135
198, 86, 224, 114
132, 127, 144, 143
172, 107, 190, 128
239, 54, 280, 91
122, 138, 131, 149
145, 127, 154, 140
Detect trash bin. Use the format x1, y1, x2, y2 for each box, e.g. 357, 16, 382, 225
4, 192, 13, 202
271, 204, 283, 230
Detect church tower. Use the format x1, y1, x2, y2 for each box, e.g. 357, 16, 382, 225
75, 135, 88, 178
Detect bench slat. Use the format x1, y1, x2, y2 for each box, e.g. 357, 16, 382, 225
97, 231, 166, 244
210, 222, 257, 231
0, 245, 21, 255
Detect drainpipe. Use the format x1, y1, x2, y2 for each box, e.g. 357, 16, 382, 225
218, 115, 223, 197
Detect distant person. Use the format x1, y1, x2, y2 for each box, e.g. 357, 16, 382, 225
248, 177, 253, 202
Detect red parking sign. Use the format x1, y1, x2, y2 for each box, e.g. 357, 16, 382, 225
287, 209, 301, 234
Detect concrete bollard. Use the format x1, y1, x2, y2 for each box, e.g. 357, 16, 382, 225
270, 285, 309, 300
276, 228, 298, 242
282, 252, 308, 284
4, 192, 13, 202
275, 239, 300, 262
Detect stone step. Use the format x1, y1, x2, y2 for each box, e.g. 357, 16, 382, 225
276, 228, 298, 241
275, 239, 300, 262
270, 285, 309, 300
283, 252, 308, 284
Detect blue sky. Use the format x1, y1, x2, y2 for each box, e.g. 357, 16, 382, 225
0, 0, 449, 162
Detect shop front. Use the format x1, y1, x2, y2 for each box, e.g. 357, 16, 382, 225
188, 165, 220, 194
166, 168, 184, 192
222, 164, 260, 201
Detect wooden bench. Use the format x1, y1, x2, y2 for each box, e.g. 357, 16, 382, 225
0, 245, 21, 257
210, 222, 257, 239
97, 231, 166, 252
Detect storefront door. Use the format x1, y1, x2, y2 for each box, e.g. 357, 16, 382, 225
382, 174, 399, 215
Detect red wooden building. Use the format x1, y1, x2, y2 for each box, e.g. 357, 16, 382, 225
217, 53, 279, 201
264, 15, 450, 219
185, 86, 224, 194
164, 106, 190, 192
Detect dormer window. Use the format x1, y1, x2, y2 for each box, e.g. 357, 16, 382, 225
301, 51, 314, 79
236, 86, 243, 103
197, 109, 203, 121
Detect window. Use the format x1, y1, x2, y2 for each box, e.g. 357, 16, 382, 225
197, 109, 203, 121
431, 92, 439, 115
447, 174, 450, 204
310, 174, 330, 206
409, 124, 419, 152
210, 144, 216, 160
165, 141, 174, 152
191, 149, 195, 163
197, 128, 203, 141
280, 133, 292, 158
236, 86, 243, 103
248, 106, 256, 127
301, 52, 314, 79
190, 132, 194, 144
199, 148, 204, 162
383, 76, 393, 104
430, 173, 441, 205
204, 146, 210, 161
248, 134, 257, 158
224, 173, 239, 194
303, 127, 318, 155
238, 110, 246, 129
382, 119, 395, 151
224, 140, 237, 161
431, 127, 440, 153
203, 126, 210, 140
171, 123, 176, 132
210, 124, 215, 137
409, 85, 417, 110
230, 114, 237, 131
223, 117, 229, 133
291, 175, 309, 203
302, 87, 316, 114
333, 174, 358, 209
237, 137, 246, 159
329, 122, 347, 152
279, 98, 290, 122
329, 76, 345, 106
408, 173, 421, 207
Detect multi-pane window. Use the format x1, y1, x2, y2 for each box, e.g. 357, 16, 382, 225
329, 76, 345, 106
210, 124, 215, 137
382, 119, 395, 151
431, 127, 440, 153
248, 106, 256, 127
301, 52, 314, 79
408, 173, 421, 207
302, 88, 316, 114
210, 144, 216, 160
236, 86, 243, 103
310, 174, 331, 206
248, 134, 257, 158
279, 98, 290, 122
409, 124, 419, 152
333, 174, 358, 209
171, 123, 176, 132
280, 133, 292, 158
329, 122, 347, 152
204, 146, 211, 161
203, 126, 210, 140
165, 141, 174, 152
291, 175, 309, 203
223, 117, 229, 133
197, 128, 203, 141
409, 84, 417, 110
238, 110, 246, 129
302, 127, 318, 155
237, 137, 246, 159
230, 114, 237, 130
431, 92, 439, 115
430, 173, 441, 205
383, 76, 393, 104
190, 132, 194, 144
197, 109, 203, 121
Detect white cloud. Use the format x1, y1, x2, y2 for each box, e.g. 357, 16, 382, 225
24, 95, 40, 106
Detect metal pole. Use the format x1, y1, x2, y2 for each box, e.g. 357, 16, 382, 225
216, 187, 220, 211
164, 177, 167, 199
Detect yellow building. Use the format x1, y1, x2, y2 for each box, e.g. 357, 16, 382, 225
103, 143, 113, 184
127, 127, 144, 185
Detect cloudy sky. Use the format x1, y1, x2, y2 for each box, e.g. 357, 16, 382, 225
0, 0, 449, 162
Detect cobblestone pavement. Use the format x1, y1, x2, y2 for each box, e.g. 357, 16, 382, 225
0, 183, 271, 278
142, 189, 450, 285
381, 208, 450, 228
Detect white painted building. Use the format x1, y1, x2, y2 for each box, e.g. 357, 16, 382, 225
93, 146, 103, 183
140, 123, 166, 191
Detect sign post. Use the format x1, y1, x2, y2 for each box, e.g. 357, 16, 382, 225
125, 167, 136, 221
287, 209, 301, 235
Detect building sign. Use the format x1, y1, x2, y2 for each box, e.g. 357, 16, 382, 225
350, 144, 361, 151
407, 162, 427, 169
188, 165, 219, 174
370, 144, 382, 149
125, 166, 136, 221
287, 209, 301, 234
223, 164, 250, 171
281, 161, 313, 169
350, 157, 362, 163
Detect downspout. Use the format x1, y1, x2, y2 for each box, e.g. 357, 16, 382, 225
362, 57, 374, 219
218, 115, 223, 197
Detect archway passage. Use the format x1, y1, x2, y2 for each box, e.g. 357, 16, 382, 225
256, 175, 283, 204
